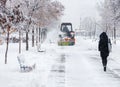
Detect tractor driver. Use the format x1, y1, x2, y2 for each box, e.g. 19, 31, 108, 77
63, 26, 69, 33
63, 26, 71, 37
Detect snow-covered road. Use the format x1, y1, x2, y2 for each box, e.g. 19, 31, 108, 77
1, 36, 120, 87
46, 37, 120, 87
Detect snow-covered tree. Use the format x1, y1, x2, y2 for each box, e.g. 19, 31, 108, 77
0, 1, 24, 64
0, 0, 7, 7
81, 17, 97, 38
0, 0, 64, 62
30, 0, 64, 51
6, 0, 64, 51
99, 0, 120, 43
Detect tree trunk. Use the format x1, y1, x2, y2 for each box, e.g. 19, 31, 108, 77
112, 30, 114, 40
39, 28, 42, 50
39, 28, 41, 42
19, 30, 21, 53
26, 31, 29, 51
89, 26, 92, 39
5, 28, 10, 64
36, 28, 38, 46
93, 23, 96, 39
113, 25, 116, 44
37, 27, 42, 51
32, 28, 34, 47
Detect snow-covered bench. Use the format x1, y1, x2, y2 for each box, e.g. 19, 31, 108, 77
17, 55, 36, 72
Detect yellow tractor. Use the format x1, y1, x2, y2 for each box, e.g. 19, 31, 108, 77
58, 23, 75, 46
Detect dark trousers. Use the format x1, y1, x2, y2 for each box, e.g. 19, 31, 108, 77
100, 51, 109, 67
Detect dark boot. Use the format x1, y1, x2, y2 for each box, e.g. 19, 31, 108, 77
104, 66, 106, 72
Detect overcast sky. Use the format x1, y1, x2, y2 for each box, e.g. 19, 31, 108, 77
58, 0, 103, 29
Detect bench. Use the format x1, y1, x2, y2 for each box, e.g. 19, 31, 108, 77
17, 55, 36, 72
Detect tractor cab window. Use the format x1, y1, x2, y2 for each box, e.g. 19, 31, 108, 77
62, 25, 72, 32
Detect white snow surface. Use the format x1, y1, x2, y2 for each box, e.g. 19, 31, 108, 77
0, 33, 120, 87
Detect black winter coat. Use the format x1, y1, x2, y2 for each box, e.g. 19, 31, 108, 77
98, 32, 109, 54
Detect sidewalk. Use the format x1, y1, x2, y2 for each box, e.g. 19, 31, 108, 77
44, 38, 120, 87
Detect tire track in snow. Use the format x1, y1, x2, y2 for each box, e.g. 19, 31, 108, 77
46, 53, 66, 87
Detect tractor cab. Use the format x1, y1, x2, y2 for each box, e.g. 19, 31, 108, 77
58, 23, 75, 46
60, 23, 75, 38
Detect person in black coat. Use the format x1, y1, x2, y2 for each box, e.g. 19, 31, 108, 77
98, 32, 109, 72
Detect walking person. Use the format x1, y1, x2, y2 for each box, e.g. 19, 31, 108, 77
98, 32, 110, 72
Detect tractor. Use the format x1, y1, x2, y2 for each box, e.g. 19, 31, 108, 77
58, 23, 75, 46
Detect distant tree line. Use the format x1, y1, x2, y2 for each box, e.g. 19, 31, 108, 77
78, 0, 120, 41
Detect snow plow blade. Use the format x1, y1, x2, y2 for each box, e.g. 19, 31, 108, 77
58, 41, 75, 46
